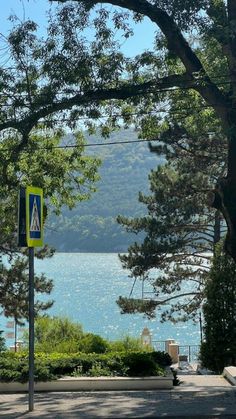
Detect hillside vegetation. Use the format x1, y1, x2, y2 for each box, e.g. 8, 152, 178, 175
45, 130, 162, 252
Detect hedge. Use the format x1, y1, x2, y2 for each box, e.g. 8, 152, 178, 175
0, 350, 171, 382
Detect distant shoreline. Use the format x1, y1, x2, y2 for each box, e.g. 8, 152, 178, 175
51, 250, 125, 254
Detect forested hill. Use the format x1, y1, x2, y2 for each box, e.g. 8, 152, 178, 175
45, 130, 163, 252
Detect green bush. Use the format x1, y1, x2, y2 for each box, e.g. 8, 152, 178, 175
30, 317, 110, 354
0, 353, 29, 382
0, 350, 168, 382
32, 317, 84, 353
0, 331, 6, 353
78, 334, 109, 354
122, 352, 165, 377
108, 336, 148, 353
151, 351, 172, 367
26, 316, 169, 360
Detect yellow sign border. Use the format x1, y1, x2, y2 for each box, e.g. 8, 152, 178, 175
26, 186, 43, 247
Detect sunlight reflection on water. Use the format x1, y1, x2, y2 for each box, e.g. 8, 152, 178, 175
1, 253, 201, 346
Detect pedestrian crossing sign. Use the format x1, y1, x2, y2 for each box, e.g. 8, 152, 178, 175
26, 186, 43, 247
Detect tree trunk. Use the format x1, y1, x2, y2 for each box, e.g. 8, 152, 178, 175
213, 211, 221, 248
212, 117, 236, 260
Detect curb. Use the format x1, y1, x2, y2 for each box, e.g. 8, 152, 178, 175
223, 366, 236, 385
0, 375, 173, 393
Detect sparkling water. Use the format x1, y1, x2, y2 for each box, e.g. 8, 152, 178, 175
1, 253, 201, 346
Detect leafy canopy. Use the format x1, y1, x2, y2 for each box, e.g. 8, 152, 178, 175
45, 0, 236, 260
0, 10, 104, 323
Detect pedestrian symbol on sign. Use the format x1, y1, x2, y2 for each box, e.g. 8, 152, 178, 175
26, 186, 43, 247
30, 197, 41, 233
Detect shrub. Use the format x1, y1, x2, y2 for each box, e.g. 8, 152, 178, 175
78, 334, 109, 354
0, 351, 167, 382
122, 352, 165, 377
32, 317, 83, 353
30, 317, 110, 354
108, 336, 148, 353
0, 331, 6, 352
151, 351, 172, 367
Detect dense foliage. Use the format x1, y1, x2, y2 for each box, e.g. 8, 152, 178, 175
28, 316, 149, 354
0, 129, 100, 321
0, 130, 100, 256
0, 331, 6, 353
0, 0, 236, 259
200, 244, 236, 373
44, 0, 236, 262
0, 350, 170, 382
0, 317, 171, 382
1, 0, 236, 336
0, 257, 53, 330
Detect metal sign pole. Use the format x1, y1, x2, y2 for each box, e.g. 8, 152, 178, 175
18, 186, 43, 412
28, 246, 35, 412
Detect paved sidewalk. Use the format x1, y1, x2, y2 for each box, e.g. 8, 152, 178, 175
0, 375, 235, 419
178, 374, 232, 389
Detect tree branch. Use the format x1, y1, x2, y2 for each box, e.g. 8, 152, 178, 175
147, 291, 200, 305
0, 74, 198, 138
52, 0, 229, 122
139, 291, 201, 306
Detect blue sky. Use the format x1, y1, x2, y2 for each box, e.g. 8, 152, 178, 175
1, 0, 156, 56
1, 0, 54, 35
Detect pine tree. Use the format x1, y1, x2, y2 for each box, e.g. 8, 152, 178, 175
0, 257, 54, 326
117, 161, 222, 321
116, 87, 226, 321
200, 243, 236, 373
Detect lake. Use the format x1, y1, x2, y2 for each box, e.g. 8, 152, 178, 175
1, 253, 201, 346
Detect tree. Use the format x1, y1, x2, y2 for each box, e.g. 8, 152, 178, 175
200, 243, 236, 373
116, 160, 222, 320
0, 129, 100, 255
0, 13, 103, 326
0, 256, 54, 350
0, 127, 100, 323
40, 0, 236, 262
115, 59, 226, 320
41, 0, 236, 323
0, 257, 54, 323
1, 1, 236, 261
